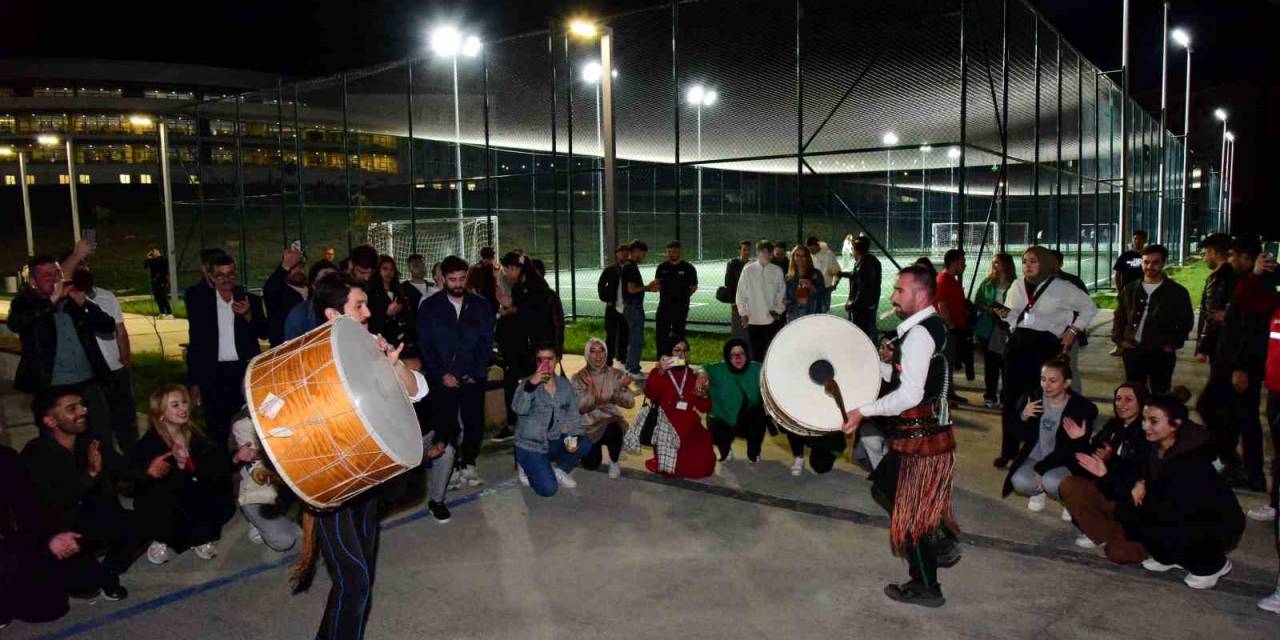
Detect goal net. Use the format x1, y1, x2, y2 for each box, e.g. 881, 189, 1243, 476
1079, 223, 1117, 248
931, 221, 1032, 254
365, 217, 498, 274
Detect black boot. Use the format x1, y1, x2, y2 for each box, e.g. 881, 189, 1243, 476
884, 581, 945, 608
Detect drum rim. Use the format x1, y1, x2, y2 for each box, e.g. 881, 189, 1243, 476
760, 314, 875, 436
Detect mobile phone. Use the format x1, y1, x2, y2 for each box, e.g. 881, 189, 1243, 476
670, 357, 686, 368
234, 289, 247, 303
290, 240, 302, 252
83, 229, 96, 243
989, 302, 1009, 312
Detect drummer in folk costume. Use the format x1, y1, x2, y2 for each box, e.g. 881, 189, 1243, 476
843, 265, 961, 607
285, 272, 429, 640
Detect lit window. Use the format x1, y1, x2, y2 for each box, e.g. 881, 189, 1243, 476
432, 183, 443, 190
119, 174, 131, 184
78, 174, 90, 184
4, 175, 14, 185
466, 182, 476, 191
140, 174, 153, 184
143, 89, 195, 101
26, 175, 35, 185
35, 87, 75, 98
77, 87, 123, 98
59, 174, 70, 185
188, 175, 199, 184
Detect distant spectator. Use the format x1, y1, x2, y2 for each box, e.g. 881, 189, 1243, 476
620, 240, 650, 377
598, 244, 632, 367
723, 240, 752, 342
735, 240, 786, 361
1112, 230, 1148, 293
1193, 233, 1233, 362
143, 245, 172, 318
785, 244, 827, 321
374, 254, 410, 345
262, 246, 309, 347
652, 241, 698, 358
840, 236, 882, 343
321, 246, 336, 264
806, 236, 839, 313
973, 253, 1016, 408
1111, 244, 1194, 395
936, 249, 970, 403
914, 256, 937, 277
468, 246, 500, 310
772, 241, 790, 275
282, 260, 336, 340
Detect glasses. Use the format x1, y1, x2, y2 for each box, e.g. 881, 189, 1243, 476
212, 270, 237, 280
536, 356, 556, 362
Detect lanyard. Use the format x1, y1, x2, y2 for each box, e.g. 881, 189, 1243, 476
1016, 276, 1055, 325
667, 368, 689, 398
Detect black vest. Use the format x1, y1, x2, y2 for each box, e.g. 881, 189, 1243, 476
883, 313, 949, 410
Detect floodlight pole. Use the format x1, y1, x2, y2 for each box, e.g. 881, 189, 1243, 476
601, 27, 619, 260
18, 151, 33, 256
1225, 138, 1235, 230
1178, 45, 1191, 262
451, 54, 466, 251
158, 122, 179, 307
696, 102, 703, 261
1156, 1, 1169, 244
1217, 118, 1227, 231
1118, 0, 1131, 245
65, 139, 81, 242
595, 82, 604, 267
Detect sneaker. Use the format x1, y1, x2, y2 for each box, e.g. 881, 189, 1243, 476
746, 455, 759, 464
1074, 535, 1098, 549
1184, 560, 1232, 590
1247, 504, 1277, 522
193, 542, 217, 560
463, 465, 484, 487
490, 426, 515, 443
719, 450, 735, 463
1027, 494, 1047, 512
427, 500, 452, 523
883, 581, 945, 608
790, 457, 805, 477
248, 526, 264, 545
1060, 507, 1072, 522
101, 583, 128, 601
992, 457, 1010, 469
1108, 346, 1121, 356
607, 462, 622, 479
518, 465, 530, 487
983, 399, 999, 409
1258, 582, 1280, 614
554, 468, 577, 489
146, 541, 171, 565
1141, 557, 1180, 573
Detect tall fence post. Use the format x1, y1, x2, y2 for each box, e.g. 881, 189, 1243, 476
957, 0, 967, 251
672, 0, 682, 243
407, 63, 417, 255
794, 0, 804, 246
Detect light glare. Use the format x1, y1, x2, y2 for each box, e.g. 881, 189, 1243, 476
686, 85, 704, 105
429, 26, 462, 56
569, 20, 598, 38
37, 134, 60, 146
947, 147, 962, 160
1214, 108, 1227, 121
461, 35, 482, 57
882, 132, 899, 146
1171, 28, 1190, 48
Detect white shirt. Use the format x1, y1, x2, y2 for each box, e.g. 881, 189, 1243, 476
408, 280, 429, 298
859, 307, 937, 418
448, 295, 463, 319
734, 261, 786, 325
215, 292, 240, 362
91, 289, 125, 371
1135, 279, 1163, 342
406, 368, 429, 402
1005, 277, 1098, 336
811, 242, 839, 281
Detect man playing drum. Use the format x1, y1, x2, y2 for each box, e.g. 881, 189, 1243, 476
286, 272, 429, 640
842, 265, 961, 607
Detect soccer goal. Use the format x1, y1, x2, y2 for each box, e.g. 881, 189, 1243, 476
931, 221, 1032, 254
365, 217, 498, 274
1079, 223, 1118, 248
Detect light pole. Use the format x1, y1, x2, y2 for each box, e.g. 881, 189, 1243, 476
158, 120, 179, 308
948, 147, 961, 228
883, 132, 899, 250
1119, 0, 1132, 244
919, 145, 931, 251
1225, 131, 1236, 230
35, 134, 82, 242
1, 146, 33, 255
1156, 1, 1169, 244
583, 61, 617, 268
1171, 28, 1190, 262
569, 19, 618, 257
430, 25, 482, 253
1214, 108, 1227, 231
686, 83, 717, 261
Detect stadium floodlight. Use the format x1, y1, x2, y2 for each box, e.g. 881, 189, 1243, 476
129, 115, 153, 127
37, 134, 59, 146
569, 19, 599, 38
461, 35, 482, 57
581, 62, 617, 84
429, 26, 463, 56
882, 132, 899, 146
687, 84, 705, 106
1171, 28, 1190, 48
1225, 131, 1234, 142
947, 147, 962, 160
1214, 108, 1227, 121
919, 145, 932, 152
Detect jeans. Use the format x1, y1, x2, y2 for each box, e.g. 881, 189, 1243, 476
623, 302, 646, 374
430, 382, 485, 467
604, 306, 629, 367
151, 280, 172, 316
848, 306, 878, 345
515, 436, 589, 497
240, 503, 300, 552
1010, 461, 1073, 500
729, 305, 749, 343
785, 431, 847, 474
316, 494, 380, 640
1121, 346, 1177, 395
655, 303, 688, 358
199, 361, 249, 450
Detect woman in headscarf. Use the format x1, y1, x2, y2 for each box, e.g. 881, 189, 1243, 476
705, 338, 768, 463
643, 338, 715, 478
571, 338, 635, 479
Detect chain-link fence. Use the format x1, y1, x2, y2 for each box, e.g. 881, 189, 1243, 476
8, 0, 1194, 327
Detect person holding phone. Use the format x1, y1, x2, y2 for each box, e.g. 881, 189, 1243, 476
512, 344, 588, 496
973, 253, 1016, 409
642, 339, 715, 478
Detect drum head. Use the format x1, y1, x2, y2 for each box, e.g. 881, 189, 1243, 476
762, 314, 880, 433
332, 316, 423, 468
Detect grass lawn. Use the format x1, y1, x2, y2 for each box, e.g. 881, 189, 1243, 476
563, 318, 728, 365
129, 351, 190, 414
1091, 258, 1209, 311
120, 298, 188, 319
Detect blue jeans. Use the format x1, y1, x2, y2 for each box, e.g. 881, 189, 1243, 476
516, 436, 589, 497
623, 302, 646, 374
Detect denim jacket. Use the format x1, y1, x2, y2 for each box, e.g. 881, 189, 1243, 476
511, 374, 585, 453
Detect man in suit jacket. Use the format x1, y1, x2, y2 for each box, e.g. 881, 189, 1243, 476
185, 252, 266, 448
841, 236, 882, 343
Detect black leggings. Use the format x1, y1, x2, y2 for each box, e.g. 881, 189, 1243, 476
983, 346, 1004, 402
316, 495, 380, 640
785, 431, 847, 474
709, 404, 768, 460
582, 422, 624, 470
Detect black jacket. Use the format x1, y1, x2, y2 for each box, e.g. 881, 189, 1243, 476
724, 258, 746, 299
597, 263, 623, 304
1111, 278, 1194, 351
183, 279, 266, 389
1213, 272, 1280, 376
1088, 416, 1152, 501
1111, 425, 1244, 554
1195, 264, 1235, 357
7, 286, 116, 393
841, 254, 882, 313
129, 429, 235, 546
262, 266, 306, 347
1002, 391, 1099, 496
20, 431, 122, 532
0, 446, 69, 624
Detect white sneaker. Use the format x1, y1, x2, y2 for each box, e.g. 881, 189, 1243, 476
1142, 557, 1181, 573
1184, 560, 1232, 590
248, 526, 264, 545
1061, 507, 1073, 522
607, 462, 621, 479
463, 465, 484, 487
1258, 582, 1280, 614
448, 472, 464, 491
1247, 504, 1277, 522
1027, 494, 1047, 512
721, 450, 735, 463
790, 457, 805, 477
517, 466, 530, 487
553, 468, 577, 489
146, 541, 171, 565
193, 542, 217, 560
1074, 535, 1098, 549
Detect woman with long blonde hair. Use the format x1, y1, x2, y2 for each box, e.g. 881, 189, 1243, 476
785, 244, 827, 321
129, 384, 236, 565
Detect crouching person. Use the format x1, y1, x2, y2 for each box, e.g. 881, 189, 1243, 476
513, 344, 588, 496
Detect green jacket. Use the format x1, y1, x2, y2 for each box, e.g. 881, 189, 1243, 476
705, 361, 762, 426
972, 279, 1010, 342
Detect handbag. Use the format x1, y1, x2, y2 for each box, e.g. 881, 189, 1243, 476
987, 322, 1010, 356
635, 402, 662, 446
715, 286, 733, 304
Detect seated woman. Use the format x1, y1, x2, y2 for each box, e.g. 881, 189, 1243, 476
1058, 383, 1149, 549
1002, 357, 1098, 518
571, 338, 635, 479
130, 385, 236, 564
1071, 391, 1245, 590
643, 339, 715, 478
230, 409, 301, 551
513, 344, 589, 496
705, 339, 768, 463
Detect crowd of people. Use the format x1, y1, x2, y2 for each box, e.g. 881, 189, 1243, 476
2, 226, 1278, 632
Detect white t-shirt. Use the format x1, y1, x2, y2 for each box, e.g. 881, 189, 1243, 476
1136, 280, 1163, 343
91, 289, 125, 371
449, 295, 463, 319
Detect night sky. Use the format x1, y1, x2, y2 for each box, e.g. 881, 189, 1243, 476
4, 0, 1275, 231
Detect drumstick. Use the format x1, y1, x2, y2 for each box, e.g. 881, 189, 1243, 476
823, 379, 848, 424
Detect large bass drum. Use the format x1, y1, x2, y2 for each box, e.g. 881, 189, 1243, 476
243, 316, 422, 509
761, 314, 882, 437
